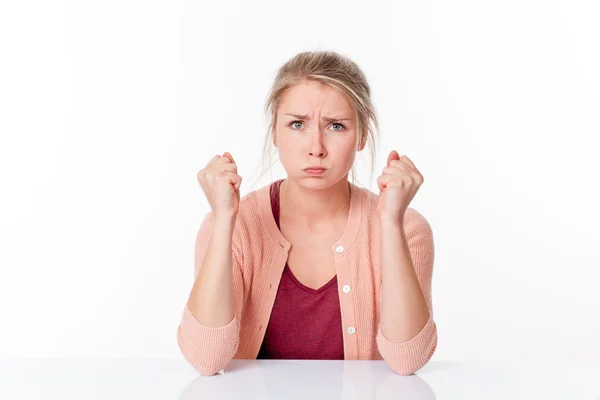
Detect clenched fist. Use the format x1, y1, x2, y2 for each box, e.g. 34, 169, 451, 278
197, 152, 242, 220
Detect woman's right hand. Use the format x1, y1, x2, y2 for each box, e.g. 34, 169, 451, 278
197, 152, 242, 220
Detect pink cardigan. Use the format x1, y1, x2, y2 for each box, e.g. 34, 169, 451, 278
177, 181, 438, 376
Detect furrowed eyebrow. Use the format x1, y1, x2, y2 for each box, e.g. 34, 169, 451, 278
284, 113, 351, 122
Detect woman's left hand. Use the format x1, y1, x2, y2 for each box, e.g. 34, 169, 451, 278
377, 150, 424, 221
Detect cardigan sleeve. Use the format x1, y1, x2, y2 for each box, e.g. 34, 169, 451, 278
176, 211, 245, 376
376, 208, 438, 375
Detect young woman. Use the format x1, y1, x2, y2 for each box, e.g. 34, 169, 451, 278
177, 50, 437, 376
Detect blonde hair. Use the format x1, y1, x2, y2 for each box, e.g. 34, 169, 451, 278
250, 50, 379, 190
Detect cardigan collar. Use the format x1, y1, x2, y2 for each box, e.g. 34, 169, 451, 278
257, 178, 365, 257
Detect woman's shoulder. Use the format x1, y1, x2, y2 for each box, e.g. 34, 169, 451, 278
236, 180, 274, 217
197, 182, 269, 230
232, 180, 277, 233
360, 185, 432, 233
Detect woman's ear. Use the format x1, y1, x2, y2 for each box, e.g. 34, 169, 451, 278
358, 133, 366, 151
272, 131, 278, 148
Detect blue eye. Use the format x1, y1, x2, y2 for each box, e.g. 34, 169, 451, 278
290, 120, 303, 129
288, 120, 346, 131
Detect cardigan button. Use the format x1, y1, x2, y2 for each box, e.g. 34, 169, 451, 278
347, 326, 356, 335
335, 245, 344, 254
343, 285, 351, 293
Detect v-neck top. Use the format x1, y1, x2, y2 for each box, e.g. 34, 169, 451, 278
256, 179, 344, 359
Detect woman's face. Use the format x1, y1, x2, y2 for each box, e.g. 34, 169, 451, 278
274, 80, 365, 189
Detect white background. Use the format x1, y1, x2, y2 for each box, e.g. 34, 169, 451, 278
1, 0, 599, 362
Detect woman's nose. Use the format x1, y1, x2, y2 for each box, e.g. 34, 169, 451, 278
308, 128, 326, 157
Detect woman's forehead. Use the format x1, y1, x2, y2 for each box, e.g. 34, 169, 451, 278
278, 82, 354, 116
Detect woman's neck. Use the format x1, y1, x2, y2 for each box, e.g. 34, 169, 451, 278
280, 177, 351, 227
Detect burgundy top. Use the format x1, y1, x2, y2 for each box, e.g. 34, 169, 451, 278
256, 179, 345, 360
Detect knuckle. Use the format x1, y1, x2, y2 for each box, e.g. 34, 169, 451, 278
205, 171, 216, 180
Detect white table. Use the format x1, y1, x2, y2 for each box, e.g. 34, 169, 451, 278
1, 358, 599, 399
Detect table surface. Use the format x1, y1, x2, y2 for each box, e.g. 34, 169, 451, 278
1, 358, 599, 399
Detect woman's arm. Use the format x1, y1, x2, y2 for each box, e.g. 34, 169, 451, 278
177, 212, 244, 376
377, 209, 438, 375
188, 213, 237, 327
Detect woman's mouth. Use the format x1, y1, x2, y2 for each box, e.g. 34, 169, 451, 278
303, 167, 327, 175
